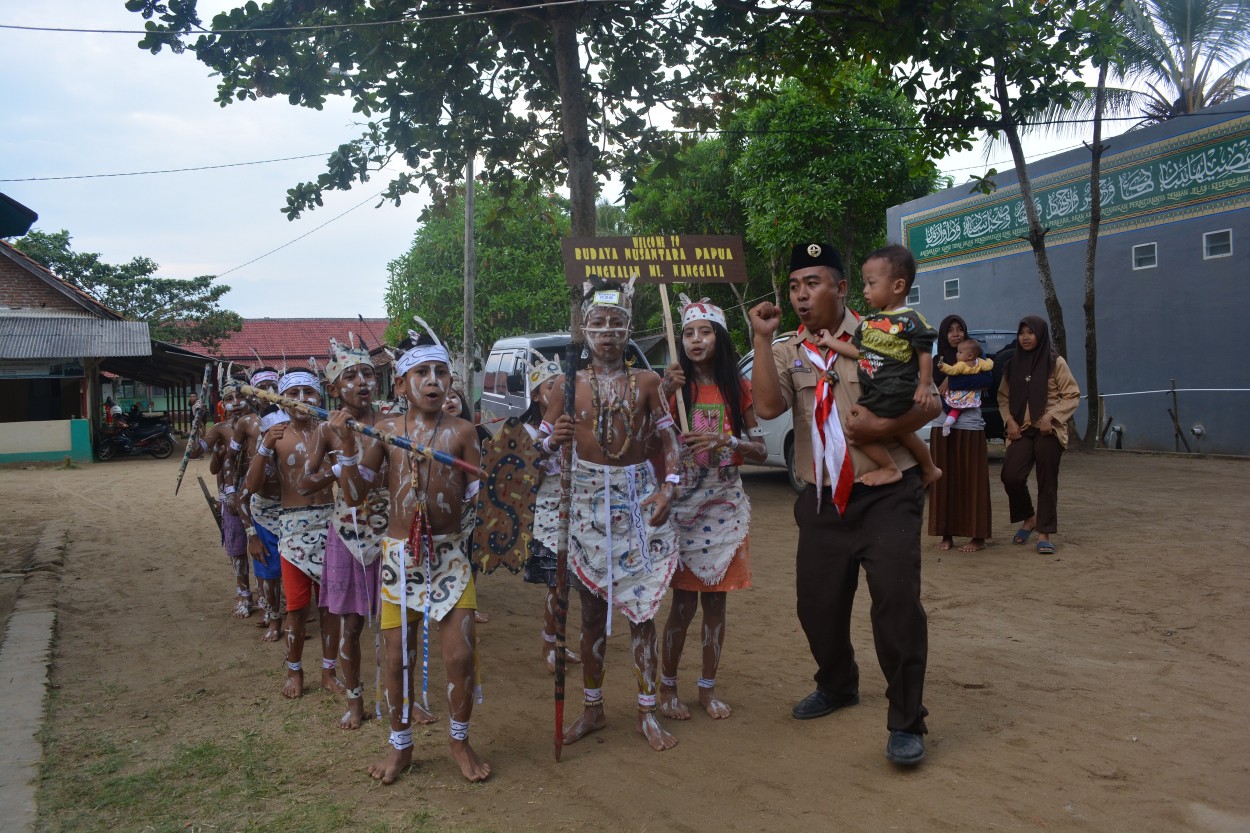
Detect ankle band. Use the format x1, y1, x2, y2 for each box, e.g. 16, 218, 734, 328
286, 661, 302, 672
583, 687, 604, 706
450, 719, 470, 742
321, 658, 336, 670
661, 675, 678, 688
346, 686, 363, 700
389, 728, 413, 751
237, 588, 251, 597
638, 692, 657, 712
697, 677, 716, 689
541, 630, 557, 643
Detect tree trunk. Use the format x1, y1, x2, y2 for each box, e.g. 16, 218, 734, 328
1080, 61, 1110, 451
463, 157, 476, 390
995, 67, 1068, 359
550, 10, 596, 337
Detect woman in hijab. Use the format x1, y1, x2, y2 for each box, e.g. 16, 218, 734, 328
997, 315, 1080, 554
928, 315, 993, 552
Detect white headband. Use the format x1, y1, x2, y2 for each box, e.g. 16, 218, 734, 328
680, 294, 727, 331
278, 371, 321, 395
260, 411, 290, 432
395, 344, 450, 377
251, 369, 279, 386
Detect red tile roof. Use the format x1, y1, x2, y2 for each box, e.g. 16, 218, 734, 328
205, 318, 390, 366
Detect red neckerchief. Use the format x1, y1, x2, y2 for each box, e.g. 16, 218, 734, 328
797, 316, 858, 514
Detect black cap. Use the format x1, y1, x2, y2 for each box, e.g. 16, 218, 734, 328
789, 242, 843, 275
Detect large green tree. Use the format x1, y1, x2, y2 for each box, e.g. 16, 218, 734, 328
384, 186, 570, 355
12, 229, 243, 349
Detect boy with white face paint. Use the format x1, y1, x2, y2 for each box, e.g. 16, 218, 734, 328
229, 367, 285, 641
360, 325, 488, 785
199, 374, 254, 619
245, 368, 343, 700
541, 277, 684, 753
302, 339, 388, 731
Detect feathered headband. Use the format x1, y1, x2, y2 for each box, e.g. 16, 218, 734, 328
325, 333, 372, 383
278, 358, 322, 395
527, 349, 562, 392
679, 293, 727, 331
581, 275, 636, 323
395, 313, 450, 377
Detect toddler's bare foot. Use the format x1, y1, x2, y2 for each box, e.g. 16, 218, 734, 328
449, 738, 491, 782
658, 683, 690, 720
563, 704, 607, 745
698, 686, 732, 719
921, 465, 943, 487
638, 711, 678, 750
282, 669, 303, 699
367, 745, 412, 785
858, 465, 903, 487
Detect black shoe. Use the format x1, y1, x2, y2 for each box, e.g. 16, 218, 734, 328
791, 689, 859, 720
885, 730, 926, 765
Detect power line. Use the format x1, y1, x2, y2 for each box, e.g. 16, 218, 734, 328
216, 190, 383, 277
0, 151, 332, 183
0, 0, 620, 36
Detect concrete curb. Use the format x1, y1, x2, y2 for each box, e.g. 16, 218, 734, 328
0, 522, 66, 833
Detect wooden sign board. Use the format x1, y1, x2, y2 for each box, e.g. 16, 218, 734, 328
561, 235, 747, 284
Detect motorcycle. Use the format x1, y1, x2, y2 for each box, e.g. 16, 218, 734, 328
97, 415, 176, 461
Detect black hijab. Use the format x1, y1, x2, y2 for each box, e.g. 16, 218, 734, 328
934, 315, 968, 385
1006, 314, 1057, 424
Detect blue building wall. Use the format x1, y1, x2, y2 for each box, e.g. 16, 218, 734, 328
888, 98, 1249, 455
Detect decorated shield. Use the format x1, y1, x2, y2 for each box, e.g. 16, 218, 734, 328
471, 417, 542, 574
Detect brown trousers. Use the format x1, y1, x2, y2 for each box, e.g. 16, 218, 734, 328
1000, 428, 1064, 534
794, 469, 929, 734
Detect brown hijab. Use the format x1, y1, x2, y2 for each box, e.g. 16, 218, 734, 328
1006, 314, 1057, 424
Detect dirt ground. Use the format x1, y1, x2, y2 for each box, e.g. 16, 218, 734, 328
3, 450, 1249, 832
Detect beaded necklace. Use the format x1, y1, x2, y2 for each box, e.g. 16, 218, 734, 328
587, 363, 637, 461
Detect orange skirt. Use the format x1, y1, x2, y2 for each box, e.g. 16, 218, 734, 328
671, 536, 752, 592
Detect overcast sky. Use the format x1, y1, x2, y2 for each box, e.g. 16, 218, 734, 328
1, 3, 1097, 321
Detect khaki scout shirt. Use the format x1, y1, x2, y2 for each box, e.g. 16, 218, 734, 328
771, 308, 917, 482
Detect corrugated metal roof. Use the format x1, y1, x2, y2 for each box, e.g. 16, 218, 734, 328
0, 316, 151, 359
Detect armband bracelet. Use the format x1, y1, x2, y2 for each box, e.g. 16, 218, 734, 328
542, 435, 558, 454
655, 414, 675, 431
664, 473, 680, 485
540, 420, 555, 435
331, 464, 342, 478
337, 451, 361, 467
256, 444, 274, 458
228, 439, 241, 452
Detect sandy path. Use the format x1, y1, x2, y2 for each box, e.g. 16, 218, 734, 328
3, 450, 1248, 832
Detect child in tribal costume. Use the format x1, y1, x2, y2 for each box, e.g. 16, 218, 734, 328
657, 297, 768, 721
519, 352, 582, 672
304, 338, 389, 730
541, 277, 683, 753
348, 324, 488, 784
245, 368, 343, 699
194, 374, 254, 619
226, 367, 285, 641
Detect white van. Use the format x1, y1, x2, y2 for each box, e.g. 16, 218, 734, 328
478, 332, 652, 433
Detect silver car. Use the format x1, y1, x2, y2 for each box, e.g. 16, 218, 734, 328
738, 336, 808, 493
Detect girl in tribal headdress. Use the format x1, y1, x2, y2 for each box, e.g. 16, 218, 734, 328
657, 296, 768, 720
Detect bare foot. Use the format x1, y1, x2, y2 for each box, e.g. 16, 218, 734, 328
858, 465, 903, 487
921, 465, 943, 487
322, 668, 346, 695
367, 745, 412, 785
474, 610, 490, 624
637, 711, 678, 750
935, 537, 954, 551
261, 619, 281, 642
545, 647, 582, 674
232, 598, 251, 619
282, 669, 304, 699
412, 702, 439, 725
958, 538, 987, 553
698, 686, 732, 719
563, 704, 607, 745
449, 738, 491, 782
658, 684, 691, 720
339, 698, 367, 730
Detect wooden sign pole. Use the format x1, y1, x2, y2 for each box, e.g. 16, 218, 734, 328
657, 284, 690, 434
